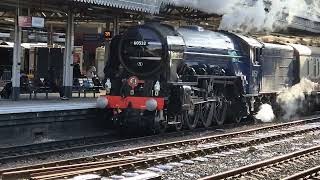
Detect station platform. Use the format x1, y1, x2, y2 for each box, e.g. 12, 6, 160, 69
0, 92, 103, 114
0, 98, 97, 114
0, 93, 109, 146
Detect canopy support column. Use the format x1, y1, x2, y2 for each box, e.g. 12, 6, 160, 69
12, 6, 22, 101
113, 16, 119, 35
63, 9, 74, 98
104, 21, 111, 64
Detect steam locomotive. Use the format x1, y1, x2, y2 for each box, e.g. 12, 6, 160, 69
97, 23, 320, 132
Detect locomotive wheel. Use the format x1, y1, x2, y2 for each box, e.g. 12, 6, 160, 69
154, 111, 167, 134
157, 120, 167, 134
229, 97, 248, 124
214, 97, 227, 126
227, 106, 243, 124
184, 104, 200, 130
202, 80, 209, 101
232, 115, 242, 124
175, 113, 184, 131
200, 102, 214, 128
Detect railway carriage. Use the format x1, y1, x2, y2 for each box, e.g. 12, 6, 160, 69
97, 23, 320, 132
290, 44, 320, 111
290, 44, 320, 83
260, 43, 296, 93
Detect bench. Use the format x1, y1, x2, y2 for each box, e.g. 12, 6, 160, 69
33, 86, 51, 99
73, 78, 103, 98
20, 80, 34, 99
20, 79, 53, 99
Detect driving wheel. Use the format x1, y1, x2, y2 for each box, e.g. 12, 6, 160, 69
200, 102, 214, 128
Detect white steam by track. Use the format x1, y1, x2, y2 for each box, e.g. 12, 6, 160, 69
255, 78, 317, 122
277, 78, 318, 120
255, 104, 275, 123
171, 0, 320, 33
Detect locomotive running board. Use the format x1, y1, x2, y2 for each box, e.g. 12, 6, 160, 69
181, 98, 218, 110
168, 121, 182, 125
193, 98, 217, 105
169, 82, 198, 86
195, 75, 239, 79
170, 75, 240, 86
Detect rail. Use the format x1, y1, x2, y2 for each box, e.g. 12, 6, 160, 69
0, 122, 244, 163
283, 165, 320, 180
200, 145, 320, 180
1, 116, 320, 180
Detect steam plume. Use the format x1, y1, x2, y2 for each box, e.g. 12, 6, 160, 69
255, 104, 275, 123
171, 0, 320, 33
277, 78, 318, 120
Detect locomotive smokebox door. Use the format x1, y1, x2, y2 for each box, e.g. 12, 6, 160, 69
166, 36, 185, 82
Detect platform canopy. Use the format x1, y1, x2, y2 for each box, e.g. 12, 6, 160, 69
73, 0, 166, 14
0, 0, 173, 14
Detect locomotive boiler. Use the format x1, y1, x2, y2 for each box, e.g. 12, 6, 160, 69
97, 22, 320, 132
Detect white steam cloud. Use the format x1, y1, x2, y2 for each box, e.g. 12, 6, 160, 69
255, 104, 275, 123
171, 0, 320, 33
255, 78, 317, 123
277, 78, 318, 120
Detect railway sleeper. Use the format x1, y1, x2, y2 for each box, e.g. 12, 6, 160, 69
3, 119, 320, 179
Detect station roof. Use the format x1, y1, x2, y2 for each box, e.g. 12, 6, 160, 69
73, 0, 166, 14
1, 0, 170, 14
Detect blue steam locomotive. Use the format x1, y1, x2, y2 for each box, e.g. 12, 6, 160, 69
97, 23, 320, 132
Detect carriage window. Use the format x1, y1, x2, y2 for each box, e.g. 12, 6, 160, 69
252, 48, 260, 65
307, 60, 310, 76
317, 59, 320, 76
255, 48, 261, 64
314, 59, 317, 77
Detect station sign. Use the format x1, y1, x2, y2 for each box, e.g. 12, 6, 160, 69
83, 34, 104, 42
18, 16, 44, 28
31, 17, 45, 28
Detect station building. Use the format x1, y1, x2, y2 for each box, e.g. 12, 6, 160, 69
0, 0, 320, 146
0, 0, 320, 101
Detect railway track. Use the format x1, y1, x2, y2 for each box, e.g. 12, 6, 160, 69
0, 122, 246, 163
200, 144, 320, 180
283, 165, 320, 180
0, 133, 118, 162
1, 117, 320, 180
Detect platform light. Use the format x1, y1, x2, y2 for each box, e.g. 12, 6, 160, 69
154, 81, 160, 96
105, 79, 112, 94
41, 12, 47, 18
4, 18, 14, 22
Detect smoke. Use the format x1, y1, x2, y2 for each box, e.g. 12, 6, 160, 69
171, 0, 320, 33
255, 104, 275, 123
277, 78, 318, 120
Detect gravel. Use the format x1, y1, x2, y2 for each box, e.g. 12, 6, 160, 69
154, 130, 320, 180
0, 120, 275, 169
1, 114, 319, 173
